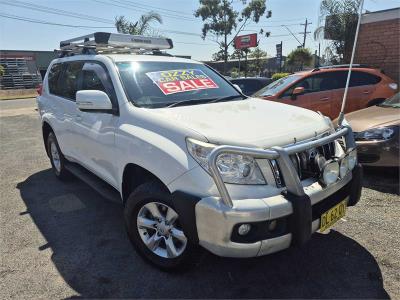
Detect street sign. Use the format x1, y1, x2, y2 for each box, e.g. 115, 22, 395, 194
234, 33, 257, 49
276, 43, 282, 58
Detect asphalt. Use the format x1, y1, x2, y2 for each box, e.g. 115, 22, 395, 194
1, 98, 399, 299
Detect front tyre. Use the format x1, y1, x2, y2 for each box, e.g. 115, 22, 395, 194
47, 132, 69, 180
124, 181, 196, 270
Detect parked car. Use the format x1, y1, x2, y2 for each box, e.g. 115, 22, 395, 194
37, 33, 362, 270
230, 77, 272, 96
254, 65, 398, 120
342, 93, 399, 167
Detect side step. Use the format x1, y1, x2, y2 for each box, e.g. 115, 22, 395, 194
65, 162, 122, 204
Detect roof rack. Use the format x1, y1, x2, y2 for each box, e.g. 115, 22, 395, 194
311, 64, 372, 72
56, 32, 173, 57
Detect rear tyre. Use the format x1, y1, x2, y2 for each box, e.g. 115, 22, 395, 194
47, 132, 69, 180
124, 181, 197, 270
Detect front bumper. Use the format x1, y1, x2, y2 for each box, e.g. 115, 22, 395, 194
190, 165, 362, 257
356, 138, 399, 167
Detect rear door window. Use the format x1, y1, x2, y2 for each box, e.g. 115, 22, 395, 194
48, 63, 62, 96
350, 71, 381, 87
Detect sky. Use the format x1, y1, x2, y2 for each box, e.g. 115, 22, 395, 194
0, 0, 399, 61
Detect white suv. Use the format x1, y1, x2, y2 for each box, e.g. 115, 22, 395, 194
37, 33, 362, 269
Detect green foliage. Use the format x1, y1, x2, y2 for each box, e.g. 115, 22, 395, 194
314, 0, 361, 63
115, 12, 162, 35
248, 47, 267, 76
0, 65, 4, 77
286, 48, 313, 70
194, 0, 267, 73
271, 72, 290, 81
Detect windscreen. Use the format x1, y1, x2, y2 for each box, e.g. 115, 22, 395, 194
254, 75, 300, 97
117, 61, 241, 108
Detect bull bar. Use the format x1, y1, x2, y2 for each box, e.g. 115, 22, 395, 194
208, 126, 356, 207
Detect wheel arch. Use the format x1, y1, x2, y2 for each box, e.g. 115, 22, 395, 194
42, 121, 53, 156
367, 98, 386, 107
121, 163, 169, 205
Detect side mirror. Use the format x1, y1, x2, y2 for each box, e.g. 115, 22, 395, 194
76, 90, 112, 112
233, 84, 243, 94
291, 86, 305, 100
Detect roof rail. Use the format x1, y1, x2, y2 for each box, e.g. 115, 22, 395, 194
311, 64, 373, 72
56, 32, 173, 57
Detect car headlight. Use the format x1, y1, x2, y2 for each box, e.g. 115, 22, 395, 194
321, 160, 339, 186
186, 138, 266, 185
339, 156, 349, 178
347, 149, 357, 170
355, 126, 397, 141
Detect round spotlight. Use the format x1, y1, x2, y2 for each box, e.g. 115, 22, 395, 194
348, 149, 357, 170
322, 160, 339, 186
238, 224, 251, 236
340, 156, 349, 178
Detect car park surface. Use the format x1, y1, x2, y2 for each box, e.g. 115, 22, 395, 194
254, 66, 397, 120
1, 98, 399, 299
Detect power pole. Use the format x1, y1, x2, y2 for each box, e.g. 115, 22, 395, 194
300, 18, 312, 48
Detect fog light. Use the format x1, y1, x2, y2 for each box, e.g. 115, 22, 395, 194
238, 224, 251, 236
339, 156, 349, 178
348, 149, 357, 170
268, 220, 277, 231
322, 160, 339, 186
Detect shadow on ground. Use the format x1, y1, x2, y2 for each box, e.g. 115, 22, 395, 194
363, 167, 399, 195
17, 169, 389, 299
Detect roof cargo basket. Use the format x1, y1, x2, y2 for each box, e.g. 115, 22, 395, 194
57, 32, 173, 57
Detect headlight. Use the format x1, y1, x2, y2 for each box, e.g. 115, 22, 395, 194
355, 126, 396, 141
339, 156, 349, 178
186, 138, 266, 185
321, 160, 339, 186
347, 149, 357, 170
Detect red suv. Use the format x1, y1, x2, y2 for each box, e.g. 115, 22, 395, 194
254, 66, 398, 120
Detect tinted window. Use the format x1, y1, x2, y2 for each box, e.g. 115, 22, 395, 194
283, 72, 347, 97
58, 61, 83, 100
48, 63, 62, 95
350, 71, 381, 87
79, 62, 116, 106
117, 61, 241, 108
232, 79, 262, 95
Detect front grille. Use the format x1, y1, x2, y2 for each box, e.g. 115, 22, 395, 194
270, 141, 337, 187
290, 141, 336, 180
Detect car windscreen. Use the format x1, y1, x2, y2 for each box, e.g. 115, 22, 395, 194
379, 93, 399, 108
254, 75, 300, 97
116, 61, 242, 108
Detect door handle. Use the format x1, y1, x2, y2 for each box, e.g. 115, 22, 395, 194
319, 97, 330, 101
363, 90, 370, 94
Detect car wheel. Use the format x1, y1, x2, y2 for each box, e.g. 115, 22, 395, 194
124, 181, 197, 270
47, 132, 69, 180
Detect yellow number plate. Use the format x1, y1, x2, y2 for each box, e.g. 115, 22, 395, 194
320, 200, 347, 232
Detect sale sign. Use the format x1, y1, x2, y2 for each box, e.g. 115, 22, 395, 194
234, 33, 257, 49
146, 69, 219, 95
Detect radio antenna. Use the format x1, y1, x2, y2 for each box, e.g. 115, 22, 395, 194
337, 0, 365, 126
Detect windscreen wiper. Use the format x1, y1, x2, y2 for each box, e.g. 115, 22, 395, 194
167, 95, 246, 108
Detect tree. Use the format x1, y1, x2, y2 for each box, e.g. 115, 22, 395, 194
248, 47, 267, 76
314, 0, 361, 64
195, 0, 268, 74
212, 50, 227, 61
286, 48, 313, 71
115, 11, 162, 35
0, 65, 4, 77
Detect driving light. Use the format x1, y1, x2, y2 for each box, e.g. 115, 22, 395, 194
186, 138, 266, 185
238, 224, 251, 236
321, 160, 339, 186
347, 149, 357, 170
339, 156, 349, 178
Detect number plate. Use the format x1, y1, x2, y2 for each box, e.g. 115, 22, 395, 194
320, 200, 347, 232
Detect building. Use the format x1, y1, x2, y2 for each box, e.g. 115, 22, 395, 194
355, 8, 400, 83
0, 50, 57, 89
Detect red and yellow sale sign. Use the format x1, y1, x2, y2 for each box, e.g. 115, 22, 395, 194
146, 69, 219, 95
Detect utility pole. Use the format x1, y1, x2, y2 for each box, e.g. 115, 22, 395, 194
300, 18, 312, 48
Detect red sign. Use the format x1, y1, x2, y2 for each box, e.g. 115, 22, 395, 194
146, 69, 219, 95
234, 34, 257, 49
